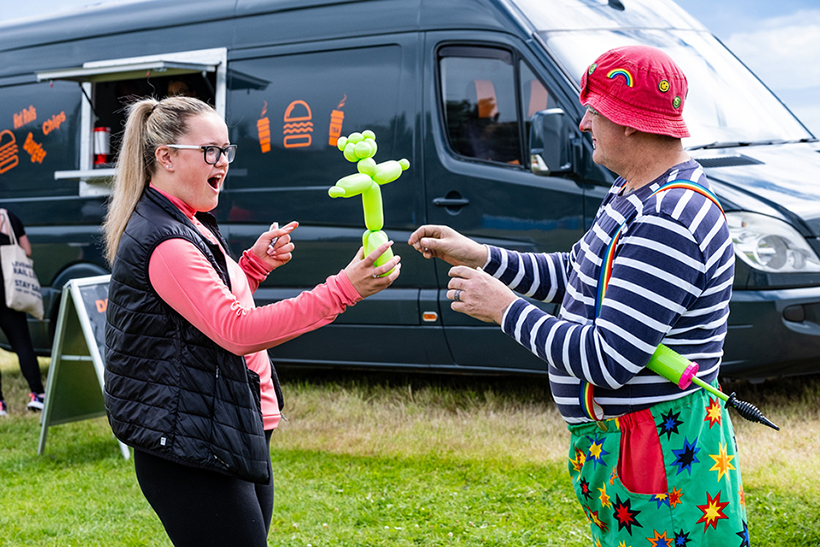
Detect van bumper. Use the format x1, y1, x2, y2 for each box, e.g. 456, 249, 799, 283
723, 287, 820, 379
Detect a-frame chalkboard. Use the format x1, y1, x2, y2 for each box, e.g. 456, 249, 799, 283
37, 275, 129, 459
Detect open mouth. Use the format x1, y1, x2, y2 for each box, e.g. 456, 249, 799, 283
208, 174, 223, 190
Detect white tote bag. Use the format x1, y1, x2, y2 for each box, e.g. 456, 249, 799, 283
0, 209, 43, 320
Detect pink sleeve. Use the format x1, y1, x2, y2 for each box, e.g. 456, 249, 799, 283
148, 238, 362, 355
239, 250, 270, 293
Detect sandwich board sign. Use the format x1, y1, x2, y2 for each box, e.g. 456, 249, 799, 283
37, 274, 129, 459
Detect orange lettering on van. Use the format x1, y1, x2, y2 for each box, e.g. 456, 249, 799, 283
0, 130, 19, 174
96, 298, 108, 313
23, 133, 46, 164
13, 106, 36, 129
283, 100, 313, 148
42, 111, 66, 135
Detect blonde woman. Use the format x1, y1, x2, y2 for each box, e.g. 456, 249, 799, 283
103, 96, 400, 546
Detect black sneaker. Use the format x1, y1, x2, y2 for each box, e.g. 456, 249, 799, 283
26, 393, 44, 411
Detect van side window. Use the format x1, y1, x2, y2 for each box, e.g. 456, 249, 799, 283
438, 47, 556, 169
519, 61, 554, 140
440, 47, 521, 165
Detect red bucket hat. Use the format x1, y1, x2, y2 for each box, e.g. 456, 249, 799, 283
580, 45, 689, 138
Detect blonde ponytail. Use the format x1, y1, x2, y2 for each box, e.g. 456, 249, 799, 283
103, 96, 214, 265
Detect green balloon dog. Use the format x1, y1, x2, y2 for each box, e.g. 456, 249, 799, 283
328, 130, 409, 275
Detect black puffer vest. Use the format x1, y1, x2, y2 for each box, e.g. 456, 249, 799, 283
105, 188, 270, 483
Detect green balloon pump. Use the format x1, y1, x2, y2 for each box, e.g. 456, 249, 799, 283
648, 344, 779, 430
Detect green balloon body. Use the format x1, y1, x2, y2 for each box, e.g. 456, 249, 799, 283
328, 129, 409, 271
328, 172, 371, 198
364, 229, 394, 275
373, 160, 406, 184
343, 145, 359, 163
361, 184, 383, 231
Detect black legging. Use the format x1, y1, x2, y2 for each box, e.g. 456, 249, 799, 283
0, 307, 44, 400
134, 430, 274, 547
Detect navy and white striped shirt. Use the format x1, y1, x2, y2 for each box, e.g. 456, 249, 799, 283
486, 160, 734, 423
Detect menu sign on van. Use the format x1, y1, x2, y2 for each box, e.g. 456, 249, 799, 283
2, 101, 69, 174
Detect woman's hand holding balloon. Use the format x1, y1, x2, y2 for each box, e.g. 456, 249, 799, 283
345, 240, 401, 298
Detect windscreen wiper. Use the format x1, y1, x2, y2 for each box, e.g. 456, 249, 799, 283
687, 137, 818, 151
687, 141, 753, 151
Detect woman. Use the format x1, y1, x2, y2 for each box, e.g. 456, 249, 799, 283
103, 96, 400, 546
0, 209, 45, 416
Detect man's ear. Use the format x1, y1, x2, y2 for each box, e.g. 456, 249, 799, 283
624, 126, 638, 137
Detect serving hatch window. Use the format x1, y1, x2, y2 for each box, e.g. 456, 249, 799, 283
93, 74, 217, 166
36, 48, 226, 196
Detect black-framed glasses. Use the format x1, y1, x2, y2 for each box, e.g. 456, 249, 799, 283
165, 144, 237, 164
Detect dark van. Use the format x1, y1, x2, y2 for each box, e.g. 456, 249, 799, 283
1, 0, 818, 379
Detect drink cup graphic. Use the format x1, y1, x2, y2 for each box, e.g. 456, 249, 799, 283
257, 117, 271, 153
328, 95, 346, 147
328, 109, 345, 146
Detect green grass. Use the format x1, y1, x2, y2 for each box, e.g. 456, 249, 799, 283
269, 451, 586, 546
0, 418, 163, 546
1, 353, 819, 546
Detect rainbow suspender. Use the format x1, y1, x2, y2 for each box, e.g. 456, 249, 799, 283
580, 180, 725, 421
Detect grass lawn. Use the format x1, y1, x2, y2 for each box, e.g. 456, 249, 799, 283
1, 351, 818, 546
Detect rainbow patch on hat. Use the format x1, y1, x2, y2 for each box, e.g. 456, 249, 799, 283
607, 68, 634, 87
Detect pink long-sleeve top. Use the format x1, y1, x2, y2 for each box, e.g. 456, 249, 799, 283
147, 186, 362, 430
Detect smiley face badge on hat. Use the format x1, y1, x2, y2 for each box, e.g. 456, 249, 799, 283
579, 45, 690, 138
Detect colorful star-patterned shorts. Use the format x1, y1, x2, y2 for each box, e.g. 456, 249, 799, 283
567, 386, 750, 547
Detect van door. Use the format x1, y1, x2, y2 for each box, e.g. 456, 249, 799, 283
224, 35, 452, 369
424, 34, 587, 372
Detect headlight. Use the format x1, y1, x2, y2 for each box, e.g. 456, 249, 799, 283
727, 212, 820, 273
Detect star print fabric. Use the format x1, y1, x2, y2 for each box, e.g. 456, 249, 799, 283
567, 387, 750, 546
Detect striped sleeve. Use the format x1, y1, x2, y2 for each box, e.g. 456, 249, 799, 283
483, 245, 572, 304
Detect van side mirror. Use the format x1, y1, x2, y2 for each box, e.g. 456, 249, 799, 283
529, 108, 573, 176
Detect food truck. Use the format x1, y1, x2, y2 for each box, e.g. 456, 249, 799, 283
1, 0, 819, 379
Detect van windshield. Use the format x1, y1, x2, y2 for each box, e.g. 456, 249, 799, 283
540, 29, 814, 148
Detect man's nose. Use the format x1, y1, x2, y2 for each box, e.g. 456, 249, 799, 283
579, 110, 592, 133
